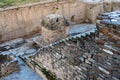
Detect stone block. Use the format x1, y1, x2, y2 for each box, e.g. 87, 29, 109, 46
41, 14, 69, 44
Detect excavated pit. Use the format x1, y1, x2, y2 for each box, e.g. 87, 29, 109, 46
0, 0, 120, 80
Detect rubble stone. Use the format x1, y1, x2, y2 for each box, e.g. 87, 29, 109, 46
41, 14, 69, 44
0, 55, 19, 78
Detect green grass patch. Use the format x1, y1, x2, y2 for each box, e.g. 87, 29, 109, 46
31, 61, 56, 80
0, 0, 43, 8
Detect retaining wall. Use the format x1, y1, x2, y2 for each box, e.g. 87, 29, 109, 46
0, 0, 120, 42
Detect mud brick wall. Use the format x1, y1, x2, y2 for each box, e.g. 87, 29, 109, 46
28, 32, 98, 80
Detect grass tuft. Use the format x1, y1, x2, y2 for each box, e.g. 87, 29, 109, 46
0, 0, 43, 8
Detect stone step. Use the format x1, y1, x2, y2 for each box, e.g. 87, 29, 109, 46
103, 49, 114, 55
104, 43, 120, 53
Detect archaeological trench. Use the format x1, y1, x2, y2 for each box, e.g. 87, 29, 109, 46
0, 0, 120, 80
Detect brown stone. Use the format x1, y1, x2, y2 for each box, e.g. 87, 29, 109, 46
41, 14, 69, 30
41, 14, 69, 44
96, 39, 105, 45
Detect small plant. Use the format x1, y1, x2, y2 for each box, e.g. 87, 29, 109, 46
41, 68, 56, 80
31, 61, 56, 80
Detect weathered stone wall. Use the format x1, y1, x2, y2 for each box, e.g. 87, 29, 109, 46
26, 30, 120, 80
0, 0, 86, 42
86, 2, 114, 23
0, 0, 120, 42
26, 31, 97, 80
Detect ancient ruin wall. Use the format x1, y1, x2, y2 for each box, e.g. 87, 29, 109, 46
0, 0, 120, 42
0, 0, 86, 42
25, 29, 120, 80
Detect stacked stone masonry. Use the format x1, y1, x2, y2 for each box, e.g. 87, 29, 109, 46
24, 26, 120, 80
21, 11, 120, 79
